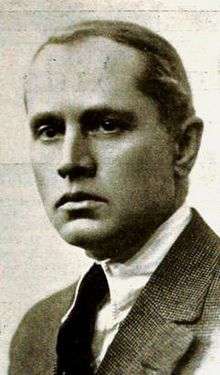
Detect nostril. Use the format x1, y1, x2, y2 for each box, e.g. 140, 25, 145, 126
57, 163, 73, 179
58, 169, 67, 179
57, 164, 96, 180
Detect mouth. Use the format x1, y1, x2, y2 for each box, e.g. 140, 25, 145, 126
55, 192, 108, 211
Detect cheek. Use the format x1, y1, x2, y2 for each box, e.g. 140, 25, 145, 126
30, 142, 62, 200
31, 162, 58, 209
99, 137, 174, 191
30, 141, 62, 164
31, 162, 48, 202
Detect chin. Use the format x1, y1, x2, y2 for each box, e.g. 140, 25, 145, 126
55, 218, 116, 258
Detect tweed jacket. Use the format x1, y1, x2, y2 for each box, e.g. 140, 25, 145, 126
9, 210, 220, 374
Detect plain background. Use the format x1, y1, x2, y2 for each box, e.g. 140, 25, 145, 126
1, 1, 220, 373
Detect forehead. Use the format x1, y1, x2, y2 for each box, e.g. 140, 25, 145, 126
27, 37, 148, 113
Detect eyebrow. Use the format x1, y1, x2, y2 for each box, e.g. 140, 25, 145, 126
30, 112, 64, 130
80, 107, 136, 125
30, 107, 137, 131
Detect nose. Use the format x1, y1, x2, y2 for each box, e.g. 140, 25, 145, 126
57, 125, 96, 180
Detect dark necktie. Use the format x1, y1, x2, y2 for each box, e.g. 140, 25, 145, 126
55, 264, 109, 375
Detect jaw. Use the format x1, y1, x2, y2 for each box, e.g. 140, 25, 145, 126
53, 205, 176, 263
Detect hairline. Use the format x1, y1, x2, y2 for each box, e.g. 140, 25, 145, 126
25, 20, 195, 138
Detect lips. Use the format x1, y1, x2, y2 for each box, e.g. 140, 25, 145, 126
55, 192, 108, 209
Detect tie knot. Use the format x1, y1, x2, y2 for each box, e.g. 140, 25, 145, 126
85, 264, 109, 307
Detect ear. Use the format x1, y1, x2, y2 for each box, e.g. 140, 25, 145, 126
174, 116, 203, 177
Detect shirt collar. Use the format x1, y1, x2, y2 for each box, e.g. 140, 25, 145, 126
98, 204, 192, 310
62, 204, 191, 322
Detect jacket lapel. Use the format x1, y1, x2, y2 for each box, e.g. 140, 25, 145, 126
140, 321, 193, 374
97, 210, 220, 374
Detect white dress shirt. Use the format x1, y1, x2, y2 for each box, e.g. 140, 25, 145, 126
62, 204, 191, 370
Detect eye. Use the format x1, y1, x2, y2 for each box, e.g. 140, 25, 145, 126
34, 124, 64, 142
100, 119, 121, 133
80, 110, 136, 137
87, 118, 126, 135
31, 115, 65, 142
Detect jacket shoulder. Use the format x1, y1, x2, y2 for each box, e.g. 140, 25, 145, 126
9, 284, 76, 374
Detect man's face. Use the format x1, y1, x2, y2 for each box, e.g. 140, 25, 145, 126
27, 37, 176, 261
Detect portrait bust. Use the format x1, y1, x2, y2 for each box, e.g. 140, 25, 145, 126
4, 12, 220, 375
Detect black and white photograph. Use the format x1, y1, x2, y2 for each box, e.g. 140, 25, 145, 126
1, 1, 220, 374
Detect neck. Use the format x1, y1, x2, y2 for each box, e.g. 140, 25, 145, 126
175, 177, 188, 210
85, 207, 179, 264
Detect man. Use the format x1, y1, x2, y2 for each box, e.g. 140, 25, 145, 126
9, 20, 220, 374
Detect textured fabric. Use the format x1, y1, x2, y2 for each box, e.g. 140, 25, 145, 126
56, 264, 109, 375
9, 210, 220, 374
63, 204, 191, 369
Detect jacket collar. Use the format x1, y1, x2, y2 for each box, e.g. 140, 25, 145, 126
97, 210, 220, 374
147, 208, 220, 322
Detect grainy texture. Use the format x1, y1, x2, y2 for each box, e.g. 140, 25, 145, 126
9, 211, 220, 374
1, 2, 220, 373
